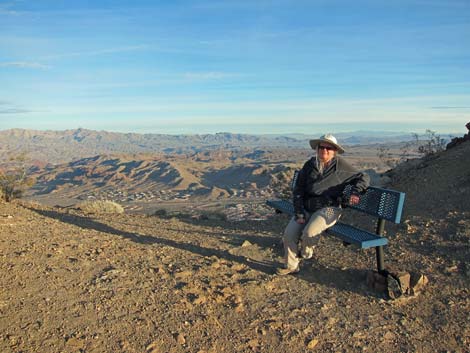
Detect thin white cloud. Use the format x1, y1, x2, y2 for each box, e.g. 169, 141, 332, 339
431, 106, 470, 110
0, 100, 35, 114
34, 94, 469, 121
0, 61, 51, 69
41, 45, 150, 60
183, 71, 240, 80
0, 0, 26, 15
0, 9, 18, 15
0, 108, 32, 114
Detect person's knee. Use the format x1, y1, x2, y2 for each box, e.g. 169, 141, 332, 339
303, 222, 324, 239
284, 229, 300, 246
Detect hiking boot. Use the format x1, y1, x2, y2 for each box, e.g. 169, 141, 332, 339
298, 244, 316, 260
276, 266, 300, 276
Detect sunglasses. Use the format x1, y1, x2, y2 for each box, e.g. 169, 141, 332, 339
318, 145, 336, 151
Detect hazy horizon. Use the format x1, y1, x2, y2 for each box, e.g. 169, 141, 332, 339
0, 123, 464, 137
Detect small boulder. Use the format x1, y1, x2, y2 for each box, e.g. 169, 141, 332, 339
409, 272, 429, 295
241, 240, 252, 247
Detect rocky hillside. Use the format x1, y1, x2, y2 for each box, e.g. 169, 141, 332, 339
386, 139, 470, 217
1, 136, 470, 352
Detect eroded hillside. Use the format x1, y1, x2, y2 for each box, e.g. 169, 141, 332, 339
28, 153, 298, 209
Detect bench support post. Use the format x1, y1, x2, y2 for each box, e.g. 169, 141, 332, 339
375, 218, 386, 273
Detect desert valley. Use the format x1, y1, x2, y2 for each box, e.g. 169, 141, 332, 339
1, 128, 420, 220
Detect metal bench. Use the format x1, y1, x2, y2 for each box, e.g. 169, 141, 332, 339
266, 178, 406, 273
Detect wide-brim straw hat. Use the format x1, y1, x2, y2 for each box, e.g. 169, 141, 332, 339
309, 134, 345, 154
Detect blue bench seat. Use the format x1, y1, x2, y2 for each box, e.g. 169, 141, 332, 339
266, 199, 388, 248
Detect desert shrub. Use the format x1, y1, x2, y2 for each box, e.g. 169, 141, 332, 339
412, 129, 446, 157
79, 200, 125, 214
198, 210, 227, 221
377, 130, 446, 169
153, 209, 198, 220
0, 154, 36, 202
377, 144, 413, 169
377, 146, 398, 169
153, 209, 168, 217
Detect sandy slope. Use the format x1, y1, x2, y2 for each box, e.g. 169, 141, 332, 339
1, 198, 469, 353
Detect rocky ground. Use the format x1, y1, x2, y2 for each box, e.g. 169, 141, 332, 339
1, 139, 470, 353
1, 199, 469, 353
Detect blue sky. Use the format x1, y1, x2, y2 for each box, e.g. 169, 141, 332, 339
1, 0, 469, 135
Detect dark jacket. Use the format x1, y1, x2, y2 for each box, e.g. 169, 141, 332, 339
293, 156, 370, 215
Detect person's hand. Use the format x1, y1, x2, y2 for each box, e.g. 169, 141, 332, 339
296, 214, 306, 224
349, 194, 360, 205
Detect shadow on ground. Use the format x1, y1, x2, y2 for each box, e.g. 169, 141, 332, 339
27, 206, 378, 297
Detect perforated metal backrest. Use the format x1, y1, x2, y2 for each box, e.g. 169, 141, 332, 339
343, 184, 406, 223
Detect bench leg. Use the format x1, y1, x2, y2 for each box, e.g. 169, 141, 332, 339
376, 246, 385, 273
375, 218, 386, 274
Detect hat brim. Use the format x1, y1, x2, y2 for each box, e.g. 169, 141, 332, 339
309, 139, 345, 154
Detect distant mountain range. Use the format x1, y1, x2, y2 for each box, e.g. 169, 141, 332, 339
0, 128, 418, 164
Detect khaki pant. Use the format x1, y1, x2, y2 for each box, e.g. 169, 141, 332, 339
282, 207, 342, 270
